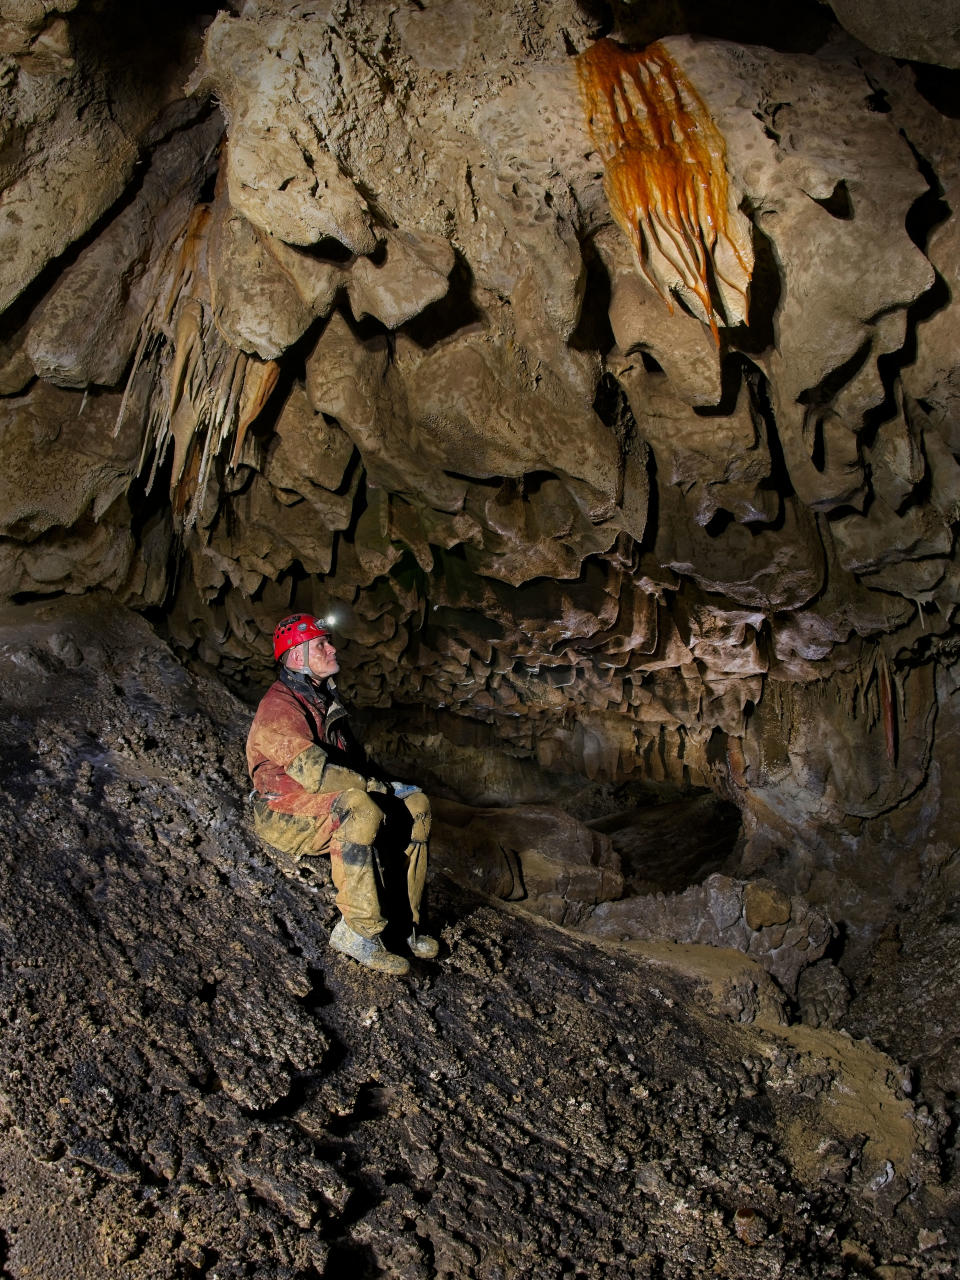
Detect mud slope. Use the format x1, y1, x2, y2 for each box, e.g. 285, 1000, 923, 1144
0, 599, 955, 1279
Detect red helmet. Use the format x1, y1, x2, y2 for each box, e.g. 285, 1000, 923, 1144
273, 614, 330, 661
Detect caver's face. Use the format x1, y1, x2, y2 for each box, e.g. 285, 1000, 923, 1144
288, 635, 338, 680
304, 635, 338, 680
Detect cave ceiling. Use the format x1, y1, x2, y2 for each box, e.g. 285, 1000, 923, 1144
1, 0, 960, 825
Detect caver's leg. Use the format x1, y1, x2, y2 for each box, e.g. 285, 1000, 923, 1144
253, 788, 409, 975
326, 788, 387, 939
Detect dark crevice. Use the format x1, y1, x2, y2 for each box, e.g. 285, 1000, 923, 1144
272, 911, 304, 958
810, 179, 854, 220
746, 360, 793, 506
588, 791, 742, 895
322, 1238, 380, 1280
727, 211, 781, 356
911, 60, 960, 119
569, 236, 615, 355
858, 136, 952, 447
808, 411, 826, 473
864, 83, 891, 114
401, 251, 483, 349
797, 338, 872, 411
237, 1067, 332, 1121
901, 133, 952, 254
703, 509, 734, 538
593, 371, 640, 506
367, 238, 388, 267
195, 979, 217, 1006
298, 965, 335, 1011
635, 437, 659, 555
694, 354, 744, 418
295, 236, 354, 264
580, 0, 834, 53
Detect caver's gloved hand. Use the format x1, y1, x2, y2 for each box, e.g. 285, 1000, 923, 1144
407, 919, 439, 958
400, 788, 431, 844
390, 781, 420, 798
366, 778, 390, 794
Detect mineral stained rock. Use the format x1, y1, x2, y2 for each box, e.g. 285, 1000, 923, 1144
575, 38, 753, 339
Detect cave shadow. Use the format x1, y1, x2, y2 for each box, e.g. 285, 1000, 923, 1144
401, 249, 484, 349
573, 0, 836, 54
587, 788, 742, 895
322, 1238, 380, 1280
725, 215, 782, 358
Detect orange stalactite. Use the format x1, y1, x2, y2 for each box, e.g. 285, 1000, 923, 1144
576, 38, 752, 342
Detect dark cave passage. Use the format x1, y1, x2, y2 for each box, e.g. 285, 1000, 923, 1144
588, 791, 742, 895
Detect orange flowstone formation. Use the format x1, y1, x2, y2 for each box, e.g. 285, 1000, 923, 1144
576, 38, 751, 341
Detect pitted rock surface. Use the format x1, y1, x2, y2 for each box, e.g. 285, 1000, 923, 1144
0, 599, 956, 1278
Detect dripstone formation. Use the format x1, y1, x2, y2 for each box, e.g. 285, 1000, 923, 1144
1, 0, 959, 1276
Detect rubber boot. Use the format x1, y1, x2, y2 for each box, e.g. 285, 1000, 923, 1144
329, 917, 410, 976
407, 927, 439, 959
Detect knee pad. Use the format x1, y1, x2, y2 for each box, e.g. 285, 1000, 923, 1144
332, 788, 383, 846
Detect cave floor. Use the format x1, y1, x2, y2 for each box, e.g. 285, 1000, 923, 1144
0, 599, 957, 1279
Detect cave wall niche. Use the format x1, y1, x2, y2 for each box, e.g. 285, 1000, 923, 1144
0, 0, 959, 1171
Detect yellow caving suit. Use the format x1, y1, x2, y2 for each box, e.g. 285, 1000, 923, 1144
246, 668, 429, 939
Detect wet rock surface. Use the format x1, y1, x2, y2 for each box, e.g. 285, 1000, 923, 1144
0, 599, 957, 1278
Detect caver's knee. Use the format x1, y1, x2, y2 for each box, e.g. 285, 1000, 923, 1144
332, 788, 384, 845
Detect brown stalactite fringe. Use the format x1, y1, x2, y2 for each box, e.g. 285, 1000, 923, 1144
576, 38, 752, 342
114, 201, 280, 530
878, 650, 898, 764
230, 359, 281, 470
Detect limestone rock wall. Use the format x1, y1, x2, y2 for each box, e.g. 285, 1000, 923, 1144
1, 0, 960, 933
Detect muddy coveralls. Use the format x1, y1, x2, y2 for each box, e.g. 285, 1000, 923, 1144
246, 667, 430, 940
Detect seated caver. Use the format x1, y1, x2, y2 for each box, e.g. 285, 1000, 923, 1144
246, 613, 439, 976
